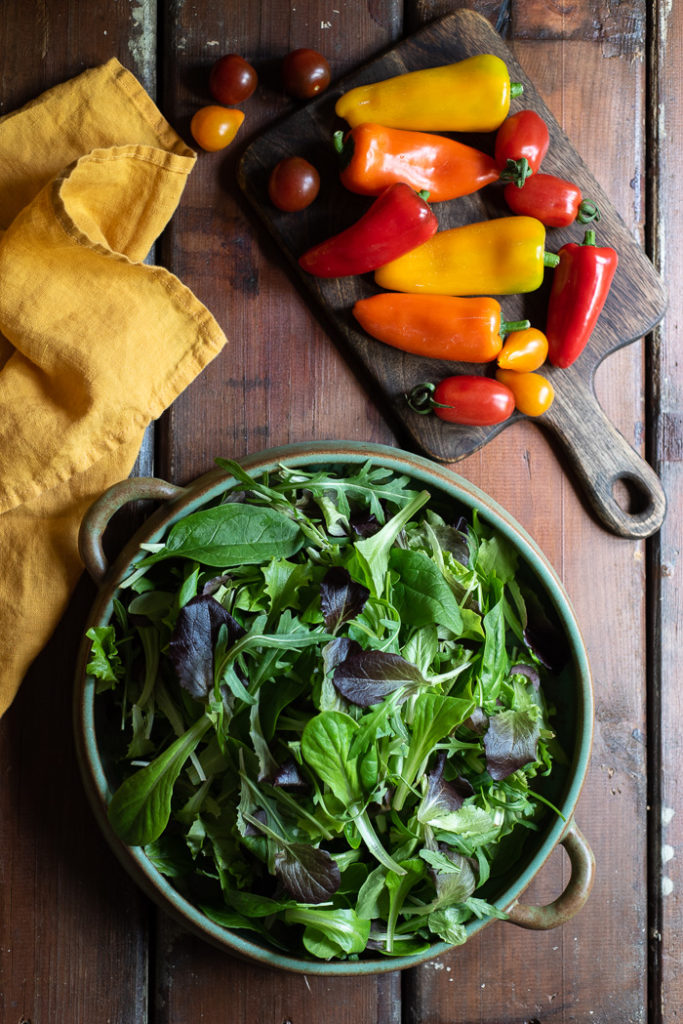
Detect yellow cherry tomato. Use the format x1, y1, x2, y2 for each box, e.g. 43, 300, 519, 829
190, 105, 244, 151
495, 368, 554, 417
497, 327, 549, 372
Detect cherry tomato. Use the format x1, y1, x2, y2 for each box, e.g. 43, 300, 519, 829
408, 376, 515, 426
495, 368, 555, 417
495, 109, 549, 176
497, 327, 549, 372
282, 48, 331, 99
190, 106, 244, 152
268, 156, 320, 211
209, 54, 258, 105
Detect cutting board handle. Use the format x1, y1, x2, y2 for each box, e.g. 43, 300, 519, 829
543, 371, 666, 539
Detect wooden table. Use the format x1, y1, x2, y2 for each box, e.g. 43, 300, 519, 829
1, 2, 679, 1021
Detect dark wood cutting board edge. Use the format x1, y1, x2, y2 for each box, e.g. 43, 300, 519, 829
237, 9, 667, 538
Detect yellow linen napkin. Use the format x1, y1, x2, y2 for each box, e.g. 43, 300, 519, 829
0, 59, 227, 716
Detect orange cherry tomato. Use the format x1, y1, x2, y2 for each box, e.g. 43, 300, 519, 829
190, 106, 245, 151
497, 327, 549, 372
495, 368, 554, 417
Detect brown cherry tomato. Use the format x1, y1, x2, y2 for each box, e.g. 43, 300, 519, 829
282, 48, 331, 99
209, 54, 258, 105
268, 156, 320, 211
190, 106, 244, 152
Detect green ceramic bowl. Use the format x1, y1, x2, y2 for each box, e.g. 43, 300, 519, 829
74, 441, 594, 974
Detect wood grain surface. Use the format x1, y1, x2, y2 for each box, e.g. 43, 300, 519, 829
0, 1, 679, 1023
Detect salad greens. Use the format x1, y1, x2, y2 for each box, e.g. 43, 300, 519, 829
86, 457, 564, 960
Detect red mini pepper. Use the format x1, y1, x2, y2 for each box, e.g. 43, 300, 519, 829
298, 182, 437, 278
495, 109, 549, 183
504, 173, 601, 228
546, 229, 618, 368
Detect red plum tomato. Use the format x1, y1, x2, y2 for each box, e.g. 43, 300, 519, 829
209, 54, 258, 105
282, 48, 330, 99
190, 106, 244, 151
268, 157, 320, 211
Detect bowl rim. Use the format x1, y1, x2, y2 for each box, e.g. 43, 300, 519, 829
74, 440, 594, 975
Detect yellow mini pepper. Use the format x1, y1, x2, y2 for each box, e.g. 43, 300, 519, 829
374, 216, 559, 296
335, 54, 522, 133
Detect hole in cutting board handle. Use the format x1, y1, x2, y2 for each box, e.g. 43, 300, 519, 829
612, 474, 655, 517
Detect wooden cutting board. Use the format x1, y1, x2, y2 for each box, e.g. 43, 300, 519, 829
237, 9, 667, 539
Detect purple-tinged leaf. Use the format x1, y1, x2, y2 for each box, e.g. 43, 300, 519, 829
322, 637, 363, 676
201, 574, 232, 596
333, 649, 426, 707
350, 510, 381, 538
464, 707, 489, 735
425, 752, 474, 813
484, 709, 541, 781
320, 566, 370, 632
169, 594, 245, 700
272, 760, 309, 791
275, 844, 341, 904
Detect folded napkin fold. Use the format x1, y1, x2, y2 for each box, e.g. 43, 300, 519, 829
0, 58, 227, 716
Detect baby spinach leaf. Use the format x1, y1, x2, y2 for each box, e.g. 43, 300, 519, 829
107, 714, 212, 846
301, 711, 360, 805
168, 594, 245, 701
332, 649, 427, 707
484, 708, 541, 780
389, 548, 463, 633
144, 503, 304, 567
320, 566, 370, 633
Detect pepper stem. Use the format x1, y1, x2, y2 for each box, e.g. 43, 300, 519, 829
406, 382, 436, 415
498, 157, 531, 189
333, 129, 353, 169
543, 251, 560, 267
577, 199, 601, 224
582, 229, 597, 246
510, 83, 524, 97
500, 318, 531, 338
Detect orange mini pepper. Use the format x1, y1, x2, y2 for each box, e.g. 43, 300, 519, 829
334, 123, 527, 202
353, 293, 529, 363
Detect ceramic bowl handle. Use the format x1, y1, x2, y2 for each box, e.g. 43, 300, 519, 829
78, 477, 184, 583
505, 819, 595, 929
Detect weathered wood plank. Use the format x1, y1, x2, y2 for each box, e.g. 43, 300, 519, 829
0, 4, 159, 1022
649, 1, 683, 1020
